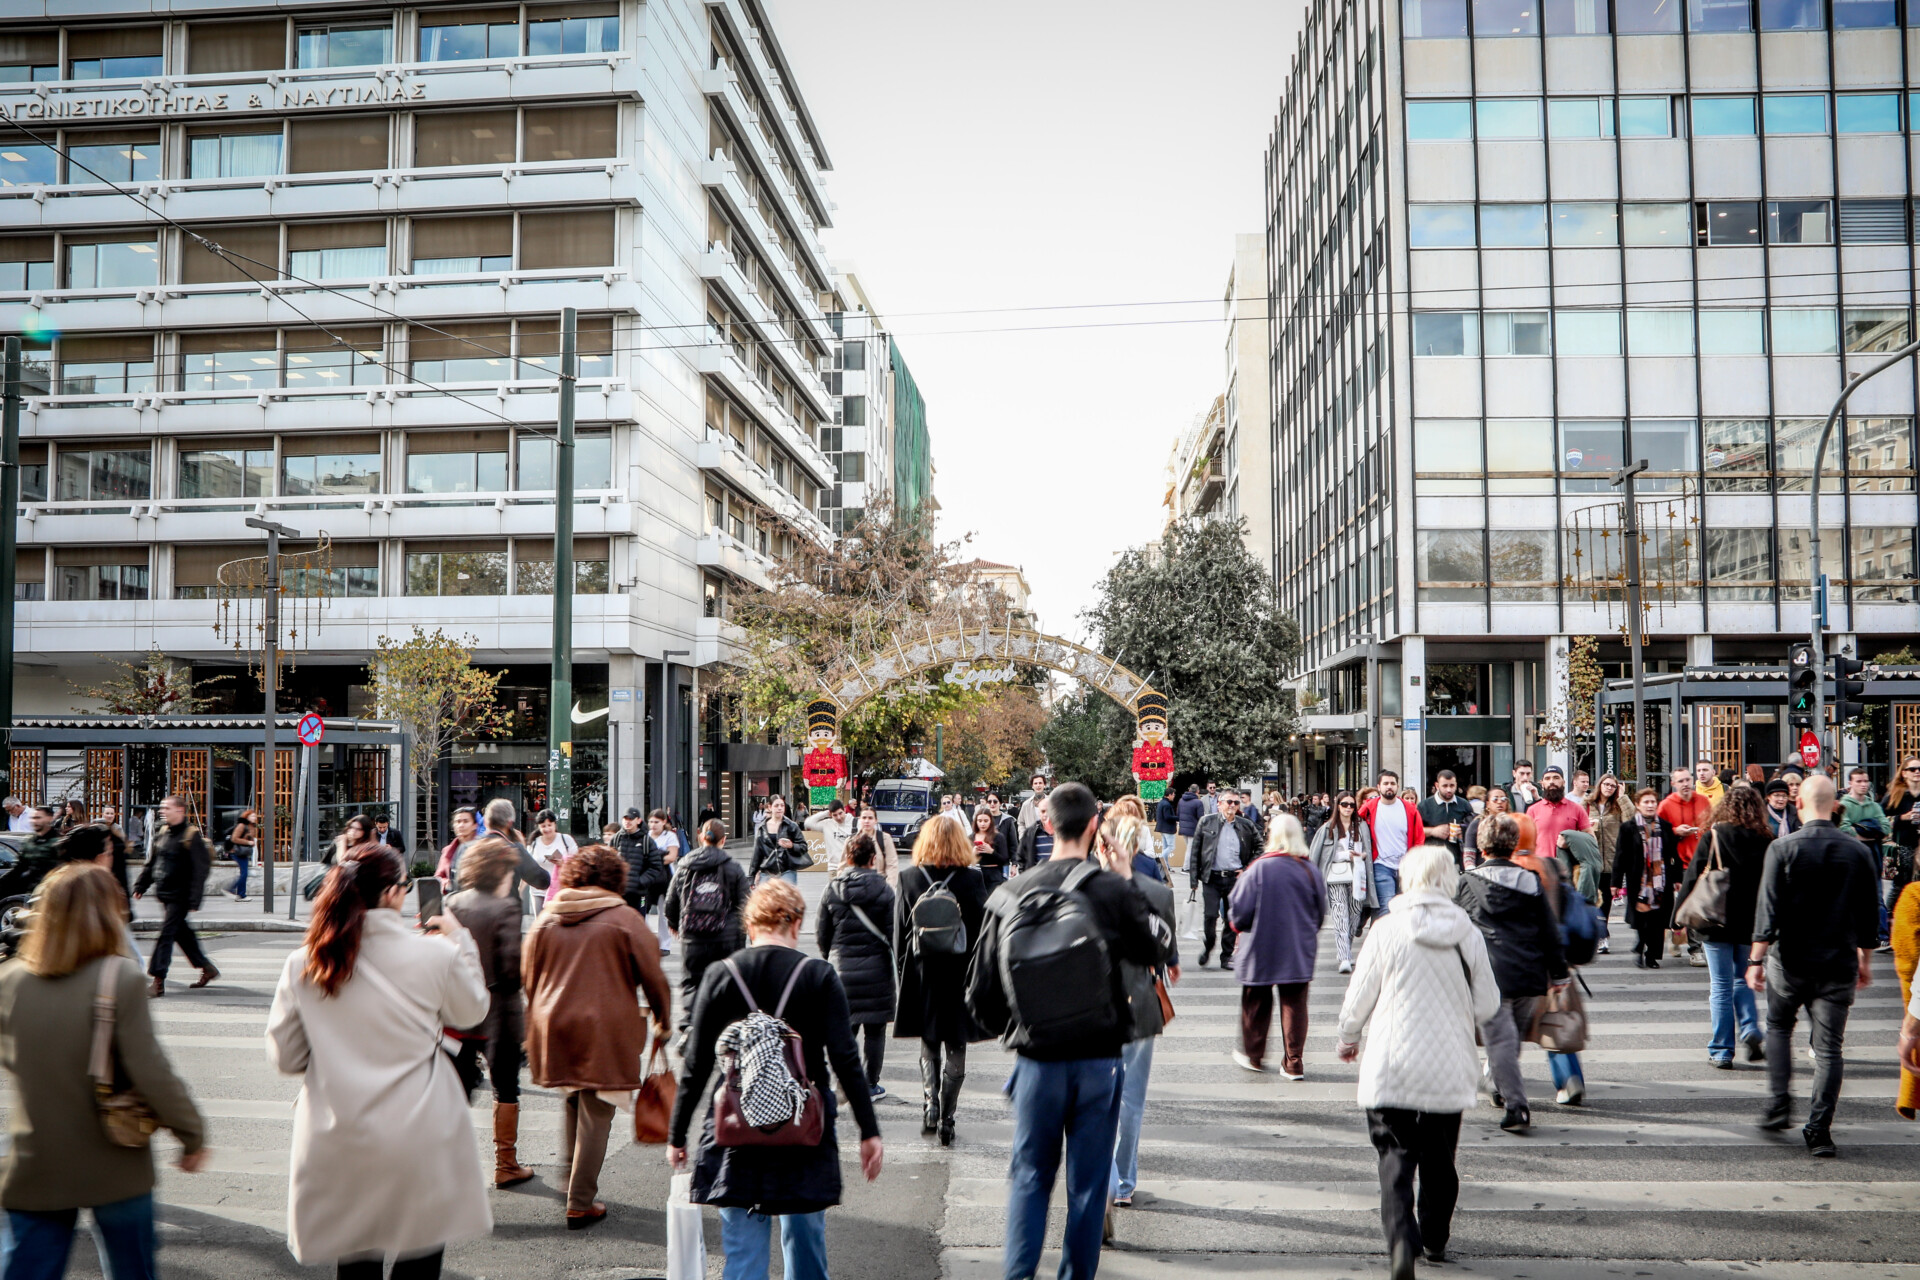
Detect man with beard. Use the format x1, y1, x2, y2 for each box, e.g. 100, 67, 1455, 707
1526, 765, 1591, 880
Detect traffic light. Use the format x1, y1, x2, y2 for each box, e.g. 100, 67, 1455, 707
1831, 651, 1867, 725
1788, 642, 1817, 729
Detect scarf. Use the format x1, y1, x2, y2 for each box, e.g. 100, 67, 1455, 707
1637, 815, 1665, 904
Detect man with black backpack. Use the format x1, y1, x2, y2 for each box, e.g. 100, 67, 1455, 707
664, 818, 750, 1035
966, 782, 1166, 1280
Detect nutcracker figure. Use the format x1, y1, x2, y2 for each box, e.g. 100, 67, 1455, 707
800, 697, 848, 806
1130, 690, 1175, 801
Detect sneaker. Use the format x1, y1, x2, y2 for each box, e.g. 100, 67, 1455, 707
1500, 1106, 1530, 1134
1232, 1051, 1267, 1073
1758, 1099, 1792, 1132
1805, 1127, 1837, 1158
1556, 1077, 1585, 1105
1688, 948, 1708, 968
1338, 960, 1353, 975
1281, 1058, 1305, 1081
1744, 1035, 1766, 1063
1709, 1057, 1733, 1070
1597, 940, 1610, 955
220, 888, 240, 900
869, 1083, 888, 1101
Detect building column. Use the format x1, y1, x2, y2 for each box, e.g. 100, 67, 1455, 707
1545, 636, 1573, 779
608, 654, 642, 823
1401, 636, 1426, 796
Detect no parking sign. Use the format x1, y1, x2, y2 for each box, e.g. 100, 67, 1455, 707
297, 713, 326, 746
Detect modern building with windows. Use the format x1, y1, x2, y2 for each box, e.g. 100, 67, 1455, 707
1, 0, 843, 841
1268, 0, 1920, 795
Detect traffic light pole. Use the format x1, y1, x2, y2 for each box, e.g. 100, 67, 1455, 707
1808, 330, 1920, 766
1611, 459, 1650, 793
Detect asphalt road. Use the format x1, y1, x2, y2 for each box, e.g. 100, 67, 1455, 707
19, 871, 1920, 1280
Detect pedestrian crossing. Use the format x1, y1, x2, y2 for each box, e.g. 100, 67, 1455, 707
11, 887, 1916, 1280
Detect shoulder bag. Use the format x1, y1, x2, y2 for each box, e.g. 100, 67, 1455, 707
784, 825, 816, 872
91, 959, 159, 1148
633, 1040, 677, 1145
1672, 828, 1730, 932
1531, 974, 1590, 1053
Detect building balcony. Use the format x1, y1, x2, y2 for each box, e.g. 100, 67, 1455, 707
696, 530, 776, 592
695, 431, 827, 544
699, 2, 832, 223
698, 148, 830, 309
694, 615, 746, 667
1182, 455, 1227, 515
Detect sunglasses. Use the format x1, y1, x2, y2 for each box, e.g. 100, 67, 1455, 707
1339, 801, 1355, 809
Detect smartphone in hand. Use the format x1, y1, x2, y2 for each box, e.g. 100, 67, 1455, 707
414, 877, 444, 928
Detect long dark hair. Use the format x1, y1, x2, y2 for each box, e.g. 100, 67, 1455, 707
1711, 784, 1771, 839
1329, 790, 1360, 839
304, 847, 406, 998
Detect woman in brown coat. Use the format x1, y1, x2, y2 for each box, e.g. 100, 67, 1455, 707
446, 838, 533, 1187
523, 844, 674, 1229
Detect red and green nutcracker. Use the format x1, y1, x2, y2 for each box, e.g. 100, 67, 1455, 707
801, 697, 847, 806
1130, 689, 1174, 801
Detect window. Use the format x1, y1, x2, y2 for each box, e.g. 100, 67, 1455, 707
1693, 97, 1758, 137
1490, 530, 1556, 599
407, 542, 508, 595
0, 236, 54, 291
66, 132, 158, 184
187, 19, 287, 74
407, 430, 509, 494
1560, 420, 1625, 492
1758, 0, 1823, 28
56, 336, 153, 397
282, 434, 381, 496
835, 452, 865, 482
13, 548, 42, 601
409, 321, 511, 381
54, 548, 148, 601
55, 446, 150, 505
0, 32, 58, 82
1627, 310, 1694, 355
1555, 310, 1622, 355
18, 443, 46, 501
180, 223, 280, 286
179, 443, 274, 501
1689, 0, 1753, 29
1697, 200, 1762, 246
1486, 420, 1555, 494
1407, 101, 1473, 140
1833, 0, 1898, 24
1622, 202, 1690, 246
1837, 94, 1900, 134
66, 236, 157, 288
288, 222, 387, 280
1544, 0, 1609, 32
297, 24, 393, 67
412, 215, 511, 276
517, 209, 616, 269
0, 136, 55, 187
522, 105, 617, 162
1412, 312, 1477, 356
1698, 309, 1767, 354
1762, 95, 1827, 135
1484, 311, 1550, 356
1402, 0, 1470, 36
1617, 97, 1675, 137
1851, 527, 1917, 600
420, 10, 520, 61
1703, 419, 1769, 490
1634, 418, 1699, 489
516, 313, 614, 378
1617, 0, 1684, 27
1848, 418, 1914, 493
1845, 308, 1910, 353
1416, 530, 1486, 603
1840, 199, 1907, 244
187, 128, 284, 179
413, 110, 517, 168
840, 341, 866, 371
1547, 98, 1614, 138
1473, 0, 1539, 33
1476, 99, 1542, 139
1776, 527, 1834, 597
1481, 204, 1548, 247
514, 537, 611, 595
181, 331, 279, 393
288, 117, 389, 174
284, 327, 384, 392
1552, 202, 1618, 246
1409, 205, 1477, 248
1706, 528, 1773, 600
1415, 421, 1481, 494
1775, 418, 1841, 490
1772, 308, 1839, 354
1769, 200, 1832, 244
517, 430, 614, 490
528, 5, 619, 54
67, 29, 162, 80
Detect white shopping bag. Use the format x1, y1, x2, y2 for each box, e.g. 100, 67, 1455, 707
1179, 891, 1203, 942
667, 1172, 706, 1280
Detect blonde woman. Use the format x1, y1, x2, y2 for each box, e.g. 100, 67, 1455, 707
892, 817, 988, 1145
1227, 814, 1326, 1079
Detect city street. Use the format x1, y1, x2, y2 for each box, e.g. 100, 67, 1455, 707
30, 869, 1919, 1280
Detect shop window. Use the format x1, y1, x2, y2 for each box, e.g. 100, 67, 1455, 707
54, 547, 148, 601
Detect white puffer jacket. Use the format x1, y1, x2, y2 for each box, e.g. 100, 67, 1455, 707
1337, 889, 1501, 1113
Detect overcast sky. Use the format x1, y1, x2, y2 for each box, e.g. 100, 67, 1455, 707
771, 0, 1305, 639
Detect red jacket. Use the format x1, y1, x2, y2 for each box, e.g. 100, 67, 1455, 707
1357, 795, 1424, 864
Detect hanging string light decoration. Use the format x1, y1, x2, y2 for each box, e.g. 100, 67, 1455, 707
213, 535, 335, 686
1562, 486, 1701, 633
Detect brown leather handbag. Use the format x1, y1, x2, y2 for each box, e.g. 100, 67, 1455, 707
91, 959, 159, 1149
633, 1040, 677, 1145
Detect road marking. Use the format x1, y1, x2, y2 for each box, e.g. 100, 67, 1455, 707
940, 1250, 1920, 1280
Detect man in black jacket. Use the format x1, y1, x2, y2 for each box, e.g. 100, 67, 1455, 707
1456, 814, 1566, 1132
1187, 793, 1262, 968
965, 782, 1165, 1280
1747, 774, 1881, 1156
612, 806, 668, 914
132, 795, 218, 997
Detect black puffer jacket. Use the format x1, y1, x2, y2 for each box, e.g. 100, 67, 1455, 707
663, 842, 749, 947
1454, 856, 1567, 999
613, 828, 669, 910
749, 817, 806, 880
816, 868, 897, 1025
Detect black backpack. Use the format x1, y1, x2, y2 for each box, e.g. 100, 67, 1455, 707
910, 869, 967, 957
994, 860, 1113, 1051
680, 863, 731, 937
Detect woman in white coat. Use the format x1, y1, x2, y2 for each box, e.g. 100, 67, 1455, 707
267, 846, 493, 1280
1335, 843, 1499, 1280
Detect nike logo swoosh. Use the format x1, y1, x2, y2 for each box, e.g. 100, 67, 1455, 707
571, 702, 610, 725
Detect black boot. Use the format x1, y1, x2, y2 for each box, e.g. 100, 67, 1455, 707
938, 1056, 964, 1147
920, 1052, 939, 1135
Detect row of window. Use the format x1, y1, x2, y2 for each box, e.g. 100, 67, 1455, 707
1414, 525, 1916, 604
1412, 305, 1900, 357
1409, 93, 1920, 142
20, 431, 614, 505
0, 210, 618, 292
1411, 416, 1915, 494
1408, 199, 1859, 247
0, 104, 620, 189
1405, 0, 1904, 38
1, 7, 618, 84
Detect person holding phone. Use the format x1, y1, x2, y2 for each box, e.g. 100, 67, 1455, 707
749, 795, 805, 885
529, 811, 576, 913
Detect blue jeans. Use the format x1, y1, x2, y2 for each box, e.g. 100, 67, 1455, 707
5, 1193, 156, 1280
1703, 940, 1761, 1061
1157, 832, 1175, 860
1108, 1037, 1155, 1201
717, 1207, 827, 1280
1371, 861, 1401, 916
232, 852, 250, 898
1548, 1051, 1583, 1090
1005, 1055, 1124, 1280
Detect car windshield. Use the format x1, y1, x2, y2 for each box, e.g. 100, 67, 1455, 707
870, 786, 926, 811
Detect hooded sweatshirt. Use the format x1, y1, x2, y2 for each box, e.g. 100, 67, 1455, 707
662, 842, 750, 947
521, 886, 673, 1091
1337, 890, 1502, 1113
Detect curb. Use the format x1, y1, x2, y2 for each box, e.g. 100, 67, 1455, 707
133, 919, 307, 934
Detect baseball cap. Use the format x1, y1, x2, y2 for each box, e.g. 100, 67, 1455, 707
623, 806, 643, 819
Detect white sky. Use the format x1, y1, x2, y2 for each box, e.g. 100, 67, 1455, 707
770, 0, 1307, 638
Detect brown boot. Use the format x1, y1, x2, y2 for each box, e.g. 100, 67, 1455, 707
493, 1102, 534, 1187
147, 976, 164, 998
